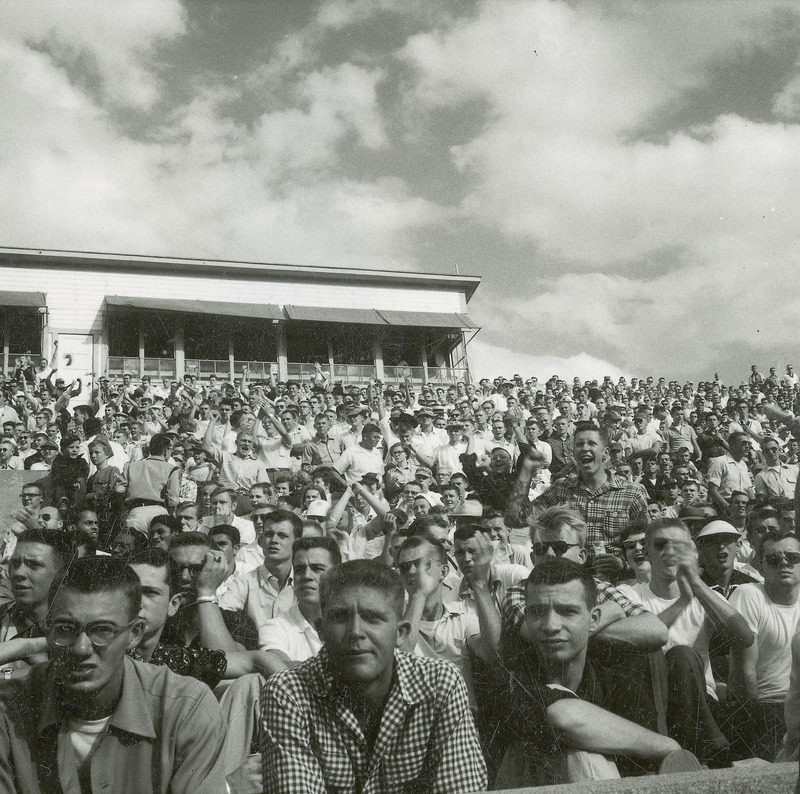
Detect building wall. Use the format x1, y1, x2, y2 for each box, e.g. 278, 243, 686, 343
0, 263, 470, 380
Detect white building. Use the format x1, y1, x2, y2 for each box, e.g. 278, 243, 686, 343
0, 247, 480, 390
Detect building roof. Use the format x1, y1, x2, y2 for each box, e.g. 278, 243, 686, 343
0, 246, 481, 301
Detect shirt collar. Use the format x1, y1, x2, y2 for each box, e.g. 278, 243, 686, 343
38, 656, 157, 740
311, 647, 434, 706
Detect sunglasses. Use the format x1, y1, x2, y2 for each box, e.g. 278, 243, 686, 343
533, 541, 581, 557
764, 551, 800, 567
622, 538, 645, 551
396, 558, 440, 575
698, 534, 740, 546
651, 538, 684, 551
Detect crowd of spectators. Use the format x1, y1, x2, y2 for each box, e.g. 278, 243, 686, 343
0, 357, 799, 790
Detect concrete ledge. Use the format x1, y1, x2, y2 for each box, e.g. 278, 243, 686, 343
488, 761, 797, 794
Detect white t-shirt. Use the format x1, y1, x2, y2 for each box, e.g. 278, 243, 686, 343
63, 715, 110, 766
617, 581, 724, 698
258, 603, 321, 661
414, 601, 479, 689
729, 583, 800, 702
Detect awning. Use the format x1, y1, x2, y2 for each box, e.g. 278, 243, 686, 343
284, 305, 387, 324
0, 291, 46, 308
376, 310, 477, 329
106, 296, 285, 321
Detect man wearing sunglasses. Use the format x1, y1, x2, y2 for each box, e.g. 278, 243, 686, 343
0, 556, 228, 792
503, 506, 667, 662
727, 528, 800, 760
616, 518, 754, 764
696, 520, 760, 599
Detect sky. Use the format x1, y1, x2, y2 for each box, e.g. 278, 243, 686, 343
3, 0, 800, 384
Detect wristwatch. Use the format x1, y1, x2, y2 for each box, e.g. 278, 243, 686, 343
195, 595, 219, 605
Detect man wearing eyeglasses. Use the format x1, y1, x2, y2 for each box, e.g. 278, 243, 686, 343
727, 529, 800, 760
0, 556, 227, 792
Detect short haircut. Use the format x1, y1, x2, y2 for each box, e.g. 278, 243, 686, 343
450, 472, 469, 484
644, 517, 691, 545
399, 535, 448, 565
292, 536, 342, 566
211, 486, 237, 502
149, 514, 177, 533
453, 524, 489, 544
362, 423, 380, 435
320, 559, 405, 618
481, 507, 504, 521
728, 431, 748, 446
168, 531, 211, 550
525, 558, 597, 609
440, 483, 460, 495
50, 557, 142, 621
249, 481, 275, 497
760, 528, 799, 560
148, 433, 171, 457
175, 501, 199, 515
129, 546, 171, 571
263, 508, 304, 540
21, 482, 43, 496
15, 528, 76, 569
210, 524, 241, 546
407, 514, 449, 537
573, 422, 603, 442
530, 506, 587, 548
61, 433, 81, 449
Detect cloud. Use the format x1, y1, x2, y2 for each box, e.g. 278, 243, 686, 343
469, 337, 633, 383
399, 1, 800, 380
0, 1, 447, 269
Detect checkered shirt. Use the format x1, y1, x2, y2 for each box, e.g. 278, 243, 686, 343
534, 473, 649, 558
261, 647, 487, 793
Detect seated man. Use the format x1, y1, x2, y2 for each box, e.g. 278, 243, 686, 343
166, 532, 258, 651
0, 529, 75, 670
148, 514, 177, 552
502, 507, 669, 663
0, 556, 227, 792
219, 537, 342, 780
616, 517, 754, 764
696, 519, 760, 599
218, 509, 300, 629
398, 536, 494, 689
261, 559, 487, 793
453, 524, 528, 616
496, 559, 688, 787
727, 528, 800, 760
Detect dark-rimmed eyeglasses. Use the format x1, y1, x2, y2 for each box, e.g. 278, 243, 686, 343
533, 541, 581, 557
764, 551, 800, 567
46, 619, 136, 647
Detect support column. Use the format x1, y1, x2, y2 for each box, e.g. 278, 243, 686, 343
138, 323, 145, 379
373, 337, 384, 382
2, 325, 8, 377
276, 322, 288, 382
173, 318, 185, 380
228, 335, 235, 382
327, 340, 335, 383
420, 334, 429, 384
461, 330, 471, 385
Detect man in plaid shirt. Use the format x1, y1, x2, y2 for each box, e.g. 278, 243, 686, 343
261, 559, 487, 793
507, 423, 648, 575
